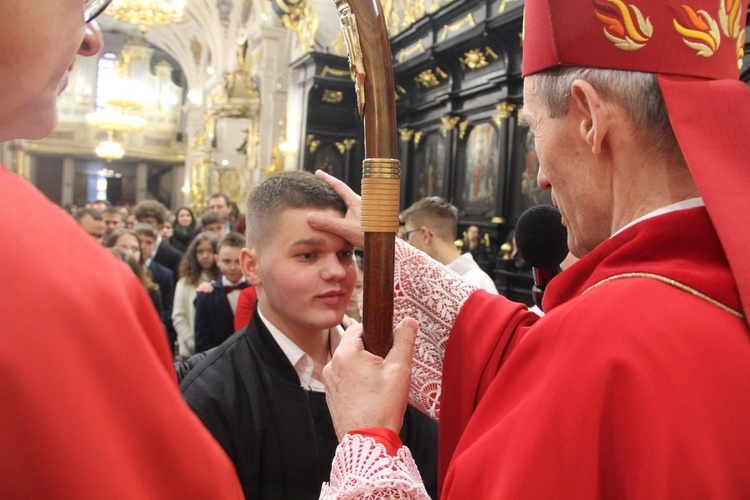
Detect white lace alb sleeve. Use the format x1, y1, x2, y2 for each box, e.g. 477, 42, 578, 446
321, 242, 477, 499
319, 434, 431, 500
393, 239, 478, 420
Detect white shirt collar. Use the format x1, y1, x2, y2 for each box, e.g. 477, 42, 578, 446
613, 197, 704, 237
256, 308, 343, 392
221, 275, 246, 287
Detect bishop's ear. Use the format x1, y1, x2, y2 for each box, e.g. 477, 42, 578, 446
570, 79, 608, 155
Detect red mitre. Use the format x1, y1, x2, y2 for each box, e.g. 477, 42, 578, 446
523, 0, 750, 324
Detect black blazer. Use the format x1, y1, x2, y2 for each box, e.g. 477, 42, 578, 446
149, 261, 176, 347
181, 310, 439, 499
194, 278, 235, 353
154, 240, 183, 281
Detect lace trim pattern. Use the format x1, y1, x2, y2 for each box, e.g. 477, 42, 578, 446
320, 434, 431, 499
393, 240, 478, 420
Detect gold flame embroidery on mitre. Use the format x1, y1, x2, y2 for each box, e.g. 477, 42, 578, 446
672, 4, 721, 56
719, 0, 742, 37
594, 0, 653, 50
718, 0, 745, 69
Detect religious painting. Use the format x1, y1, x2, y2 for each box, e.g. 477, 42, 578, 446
413, 132, 446, 200
460, 122, 499, 209
311, 143, 345, 180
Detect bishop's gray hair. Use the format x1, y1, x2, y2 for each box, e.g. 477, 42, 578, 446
528, 67, 684, 162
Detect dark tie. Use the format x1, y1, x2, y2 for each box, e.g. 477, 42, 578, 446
224, 282, 249, 294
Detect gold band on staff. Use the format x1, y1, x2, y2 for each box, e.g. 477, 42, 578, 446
361, 158, 400, 233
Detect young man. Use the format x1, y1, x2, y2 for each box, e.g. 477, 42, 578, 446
200, 210, 227, 237
208, 192, 234, 232
135, 222, 175, 348
0, 1, 241, 496
101, 205, 124, 237
133, 199, 183, 278
181, 171, 437, 498
401, 197, 498, 294
73, 207, 105, 241
193, 232, 248, 353
315, 0, 750, 497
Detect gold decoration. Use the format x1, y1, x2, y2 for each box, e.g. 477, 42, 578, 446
335, 0, 367, 119
306, 134, 321, 153
440, 115, 460, 136
440, 13, 476, 42
414, 131, 423, 148
493, 102, 516, 127
415, 68, 446, 88
331, 31, 348, 57
498, 0, 521, 13
397, 39, 426, 63
264, 146, 283, 175
106, 0, 184, 34
460, 47, 500, 71
321, 66, 351, 78
460, 49, 488, 70
459, 120, 469, 139
279, 0, 320, 53
399, 128, 415, 142
334, 139, 357, 154
190, 159, 210, 213
500, 242, 513, 260
322, 89, 344, 104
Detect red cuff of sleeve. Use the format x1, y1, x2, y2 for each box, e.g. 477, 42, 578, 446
348, 427, 403, 456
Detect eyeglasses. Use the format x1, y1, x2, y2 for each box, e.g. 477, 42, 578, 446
402, 228, 421, 241
84, 0, 115, 23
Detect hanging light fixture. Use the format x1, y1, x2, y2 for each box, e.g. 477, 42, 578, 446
105, 0, 185, 34
95, 131, 126, 162
86, 71, 146, 161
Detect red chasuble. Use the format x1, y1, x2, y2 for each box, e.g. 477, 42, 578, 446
0, 167, 243, 498
441, 207, 750, 497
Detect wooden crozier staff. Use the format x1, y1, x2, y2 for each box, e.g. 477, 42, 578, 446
334, 0, 399, 357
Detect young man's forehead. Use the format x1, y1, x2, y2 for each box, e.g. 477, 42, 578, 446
218, 245, 242, 255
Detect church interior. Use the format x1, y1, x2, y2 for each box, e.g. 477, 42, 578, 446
2, 0, 749, 300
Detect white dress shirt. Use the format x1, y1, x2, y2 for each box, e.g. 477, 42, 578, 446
257, 308, 343, 392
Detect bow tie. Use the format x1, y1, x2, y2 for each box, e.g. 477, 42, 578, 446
224, 282, 248, 294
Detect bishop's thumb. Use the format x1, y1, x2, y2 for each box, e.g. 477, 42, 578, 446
386, 317, 418, 367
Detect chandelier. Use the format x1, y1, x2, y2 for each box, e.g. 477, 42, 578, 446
106, 0, 185, 33
86, 76, 146, 161
95, 131, 126, 161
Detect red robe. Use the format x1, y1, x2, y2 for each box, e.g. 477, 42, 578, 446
441, 206, 750, 497
0, 168, 243, 497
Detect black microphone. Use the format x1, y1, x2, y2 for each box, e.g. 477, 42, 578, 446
515, 205, 569, 311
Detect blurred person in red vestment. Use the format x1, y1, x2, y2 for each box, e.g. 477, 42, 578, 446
0, 1, 242, 497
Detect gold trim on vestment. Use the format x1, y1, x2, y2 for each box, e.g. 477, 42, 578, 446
583, 272, 745, 319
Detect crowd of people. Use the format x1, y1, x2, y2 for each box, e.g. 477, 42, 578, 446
69, 193, 261, 361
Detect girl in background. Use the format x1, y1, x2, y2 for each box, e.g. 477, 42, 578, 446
171, 207, 197, 252
105, 229, 164, 322
173, 232, 219, 360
